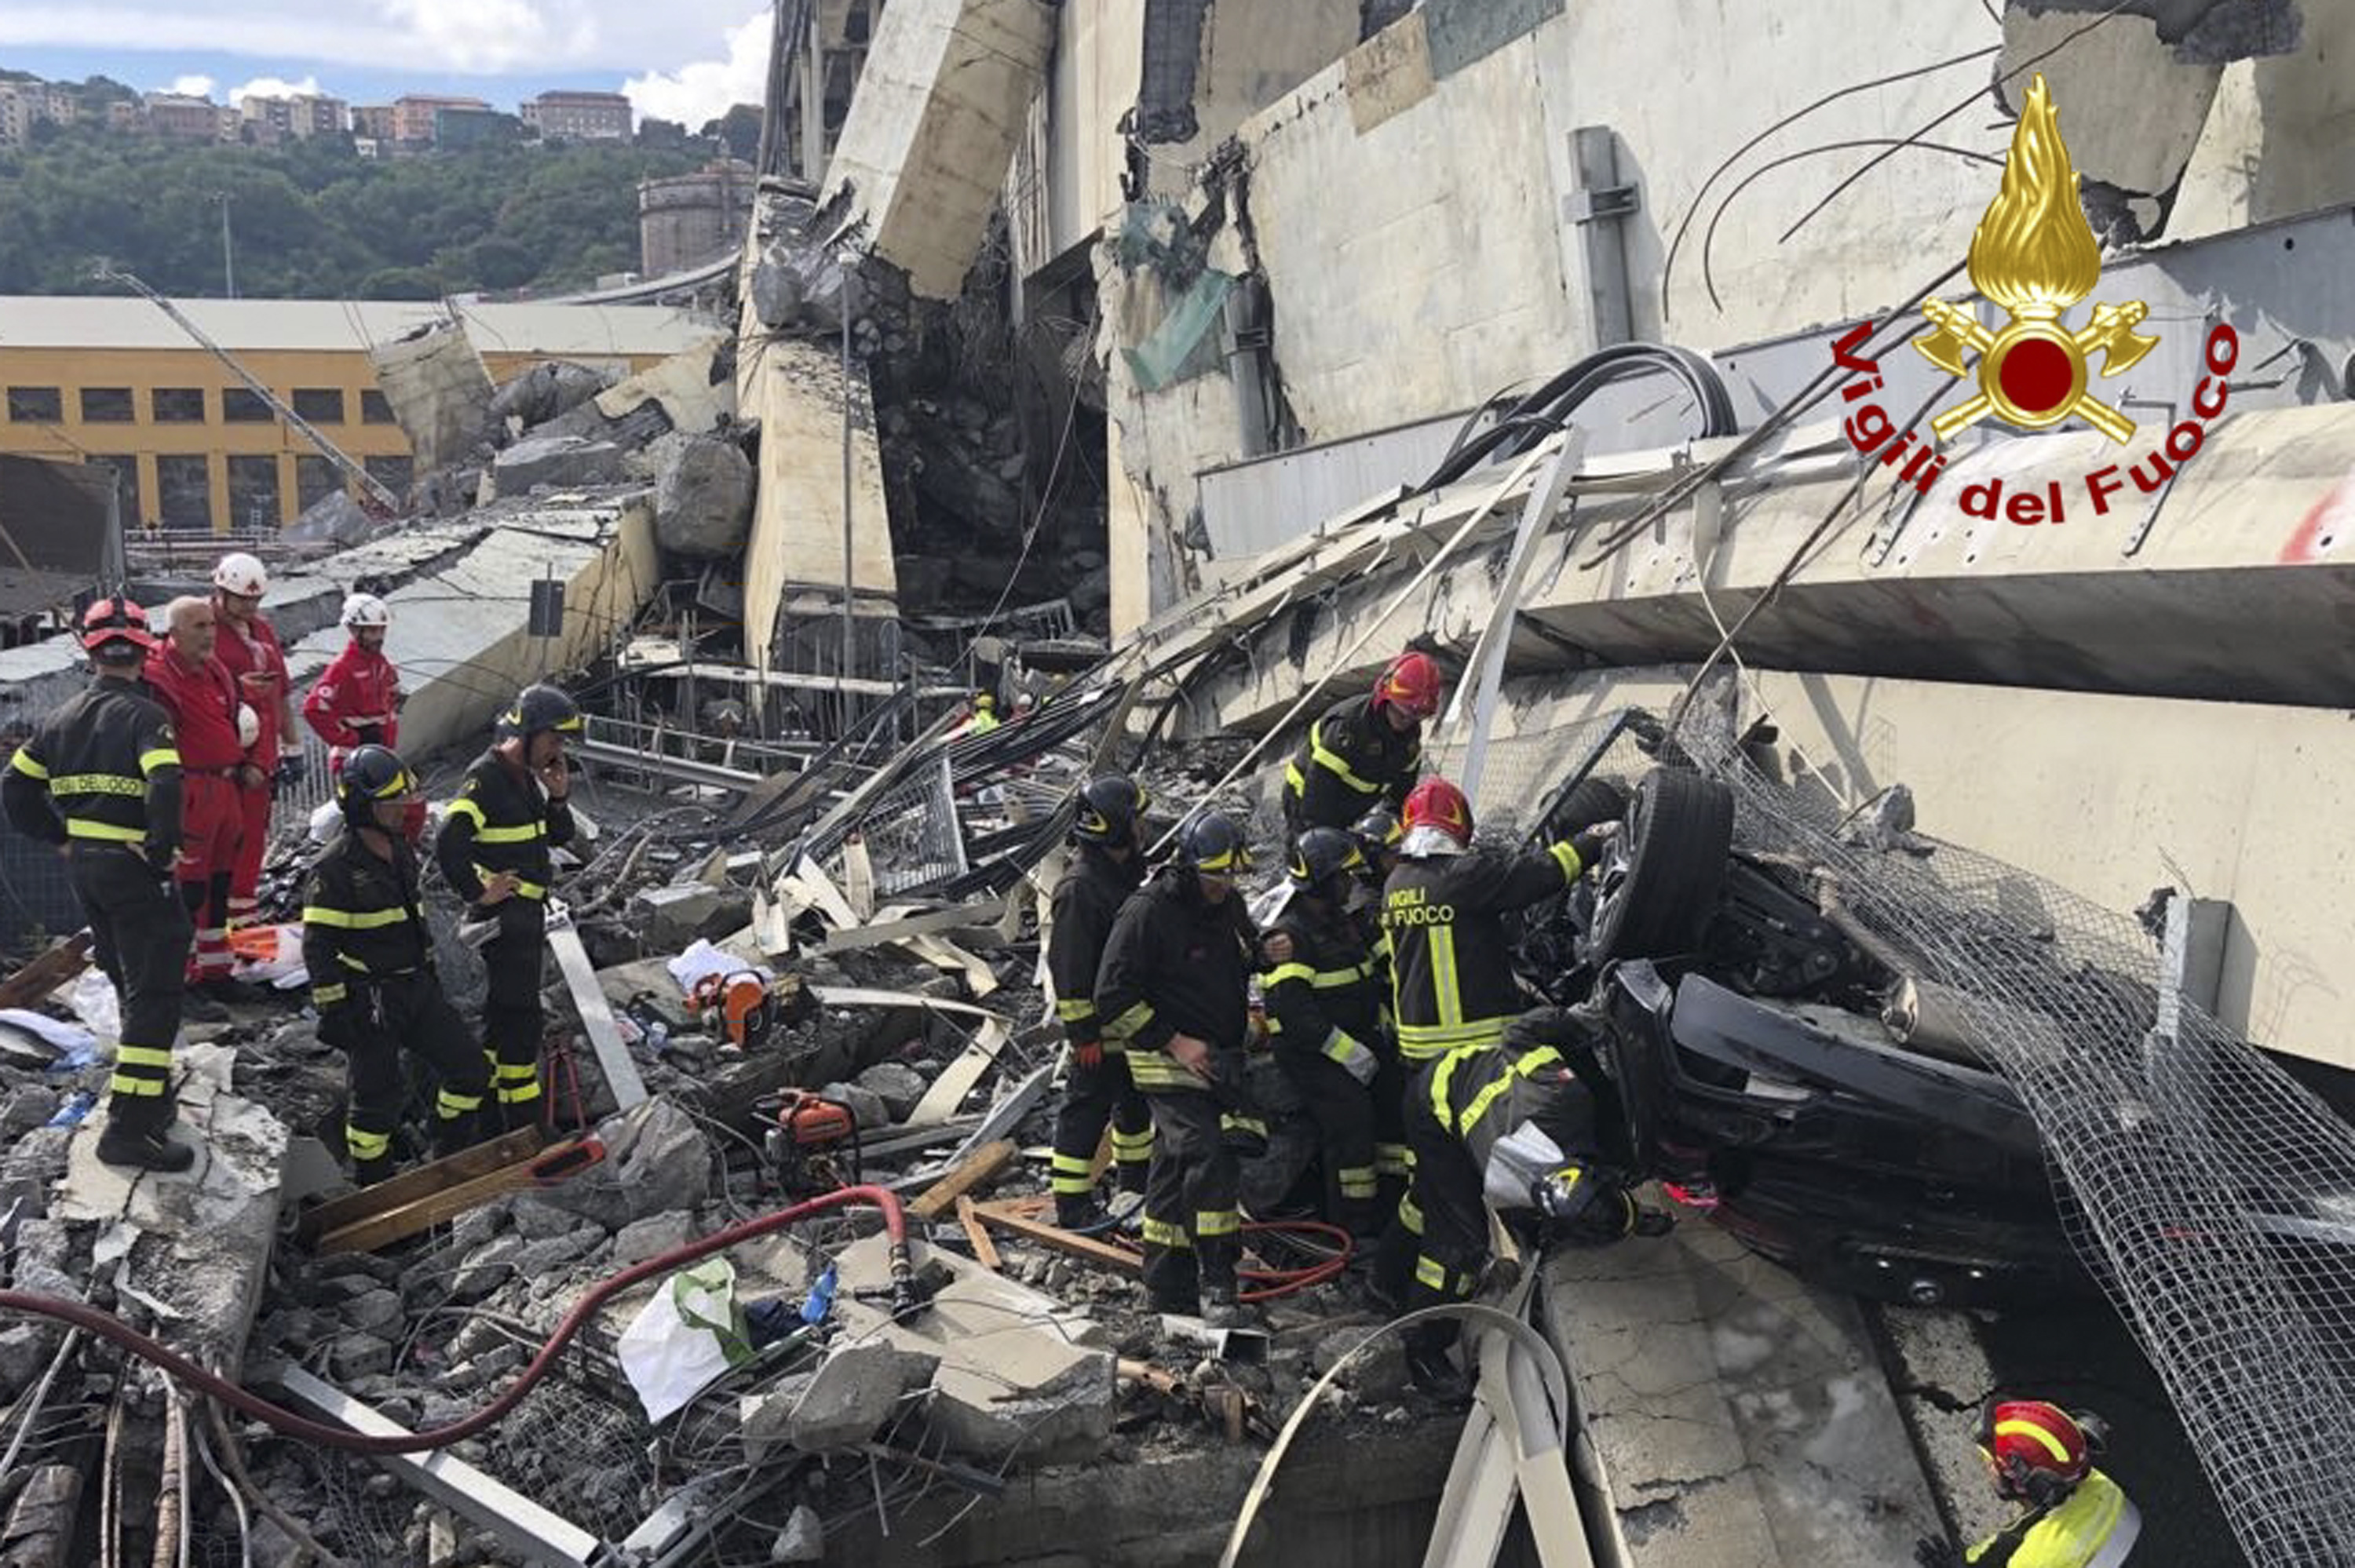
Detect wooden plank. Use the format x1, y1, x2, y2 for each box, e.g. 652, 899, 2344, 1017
971, 1196, 1143, 1277
297, 1125, 545, 1245
316, 1140, 596, 1256
907, 1138, 1017, 1221
955, 1195, 1000, 1271
0, 934, 92, 1012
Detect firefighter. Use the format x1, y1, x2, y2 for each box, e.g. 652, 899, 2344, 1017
1260, 827, 1386, 1241
210, 552, 302, 928
436, 684, 581, 1131
1376, 1006, 1669, 1395
303, 746, 494, 1184
144, 596, 265, 1002
1348, 804, 1404, 898
1280, 649, 1444, 838
1915, 1401, 2141, 1568
302, 593, 403, 769
1096, 811, 1283, 1326
1346, 803, 1411, 1203
2, 599, 194, 1172
1382, 775, 1616, 1067
1046, 775, 1157, 1229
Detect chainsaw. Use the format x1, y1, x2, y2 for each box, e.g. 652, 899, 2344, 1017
688, 968, 815, 1052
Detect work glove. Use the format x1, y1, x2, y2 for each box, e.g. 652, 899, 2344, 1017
1568, 819, 1623, 870
1913, 1537, 1963, 1568
275, 752, 307, 787
1324, 1030, 1380, 1085
1072, 1040, 1104, 1070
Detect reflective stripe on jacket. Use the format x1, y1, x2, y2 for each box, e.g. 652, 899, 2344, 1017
1, 677, 182, 855
1382, 842, 1579, 1059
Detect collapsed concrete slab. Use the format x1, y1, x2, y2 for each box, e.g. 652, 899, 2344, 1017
370, 322, 496, 475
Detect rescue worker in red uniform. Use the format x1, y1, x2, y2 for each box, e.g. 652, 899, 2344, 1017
1096, 812, 1283, 1326
302, 593, 402, 769
436, 684, 581, 1130
304, 746, 494, 1185
1280, 650, 1444, 839
1916, 1401, 2141, 1568
1259, 827, 1386, 1241
210, 552, 302, 927
1375, 1006, 1668, 1395
1046, 775, 1156, 1229
2, 599, 195, 1172
144, 596, 265, 1001
1381, 776, 1612, 1066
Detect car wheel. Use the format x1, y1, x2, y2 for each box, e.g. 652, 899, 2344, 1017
1544, 776, 1630, 841
1580, 768, 1735, 963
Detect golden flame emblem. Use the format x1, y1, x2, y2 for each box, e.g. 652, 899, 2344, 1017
1915, 75, 2157, 444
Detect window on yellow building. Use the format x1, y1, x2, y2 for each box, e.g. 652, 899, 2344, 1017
296, 455, 340, 512
5, 387, 61, 422
228, 455, 282, 529
89, 455, 142, 521
360, 389, 396, 425
155, 454, 211, 531
223, 388, 272, 422
293, 388, 345, 423
80, 388, 133, 423
152, 388, 206, 423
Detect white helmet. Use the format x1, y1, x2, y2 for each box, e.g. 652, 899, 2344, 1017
213, 552, 268, 597
236, 702, 261, 749
341, 593, 391, 629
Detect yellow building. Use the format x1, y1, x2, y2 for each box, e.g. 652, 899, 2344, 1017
0, 297, 723, 531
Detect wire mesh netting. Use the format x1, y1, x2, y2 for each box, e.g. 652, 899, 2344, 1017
1518, 695, 2355, 1565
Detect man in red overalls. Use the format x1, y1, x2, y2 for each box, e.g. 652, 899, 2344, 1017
210, 552, 302, 928
145, 596, 266, 1003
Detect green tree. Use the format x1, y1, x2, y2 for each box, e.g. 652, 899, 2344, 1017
357, 265, 443, 299
703, 104, 763, 162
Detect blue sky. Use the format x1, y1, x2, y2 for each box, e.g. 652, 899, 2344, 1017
0, 2, 771, 125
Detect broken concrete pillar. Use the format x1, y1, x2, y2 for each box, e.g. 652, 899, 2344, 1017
491, 434, 630, 495
488, 361, 618, 429
650, 432, 756, 560
628, 883, 755, 949
369, 323, 495, 473
789, 1343, 940, 1451
822, 0, 1059, 298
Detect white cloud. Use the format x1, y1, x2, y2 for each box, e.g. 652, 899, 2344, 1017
621, 9, 766, 129
228, 72, 323, 101
162, 73, 217, 99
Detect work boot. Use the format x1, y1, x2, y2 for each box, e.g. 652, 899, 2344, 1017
1054, 1194, 1110, 1232
94, 1117, 196, 1174
1199, 1285, 1254, 1329
352, 1154, 398, 1188
1405, 1340, 1471, 1402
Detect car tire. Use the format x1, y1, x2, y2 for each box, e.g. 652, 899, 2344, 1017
1544, 777, 1630, 840
1581, 768, 1735, 963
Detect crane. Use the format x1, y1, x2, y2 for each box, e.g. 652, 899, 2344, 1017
93, 262, 404, 516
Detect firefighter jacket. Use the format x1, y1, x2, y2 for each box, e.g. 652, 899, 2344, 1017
1282, 692, 1421, 832
214, 614, 289, 755
143, 647, 254, 772
1096, 867, 1262, 1092
1382, 841, 1583, 1060
2, 678, 182, 858
302, 830, 434, 1016
304, 640, 403, 751
1048, 844, 1144, 1051
1966, 1471, 2140, 1568
1426, 1026, 1603, 1192
436, 749, 573, 909
1262, 896, 1388, 1079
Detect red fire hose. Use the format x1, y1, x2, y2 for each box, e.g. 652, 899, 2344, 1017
0, 1183, 911, 1456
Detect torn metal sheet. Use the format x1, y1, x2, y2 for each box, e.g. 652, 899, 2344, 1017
279, 1367, 605, 1568
820, 899, 1012, 953
547, 902, 651, 1110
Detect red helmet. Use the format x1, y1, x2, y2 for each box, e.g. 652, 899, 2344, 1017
1375, 651, 1444, 719
1402, 776, 1473, 845
79, 596, 155, 658
1979, 1400, 2096, 1503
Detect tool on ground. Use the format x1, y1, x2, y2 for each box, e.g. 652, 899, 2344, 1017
688, 967, 813, 1052
760, 1088, 862, 1194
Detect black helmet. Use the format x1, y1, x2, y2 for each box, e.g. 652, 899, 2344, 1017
1177, 811, 1251, 874
1288, 826, 1364, 891
1073, 775, 1148, 847
496, 683, 583, 741
337, 744, 417, 830
1349, 805, 1402, 861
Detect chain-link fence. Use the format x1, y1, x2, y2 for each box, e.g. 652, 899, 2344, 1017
1526, 695, 2355, 1566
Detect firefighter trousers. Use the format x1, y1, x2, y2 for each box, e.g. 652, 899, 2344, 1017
1276, 1051, 1380, 1237
1371, 1054, 1414, 1218
176, 773, 242, 983
72, 844, 191, 1131
481, 912, 547, 1129
1050, 1049, 1154, 1220
228, 775, 271, 924
1139, 1085, 1242, 1310
337, 972, 495, 1179
1375, 1074, 1491, 1353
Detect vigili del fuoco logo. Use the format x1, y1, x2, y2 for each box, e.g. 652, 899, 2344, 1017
1830, 73, 2238, 527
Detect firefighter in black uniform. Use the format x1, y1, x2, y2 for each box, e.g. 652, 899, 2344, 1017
1382, 775, 1614, 1066
1378, 1007, 1669, 1395
1260, 827, 1386, 1240
1046, 775, 1156, 1228
1347, 804, 1412, 1205
436, 684, 580, 1129
305, 746, 495, 1184
3, 598, 193, 1172
1097, 811, 1284, 1326
1280, 650, 1444, 838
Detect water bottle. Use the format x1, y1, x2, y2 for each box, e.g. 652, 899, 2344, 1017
45, 1090, 96, 1129
799, 1263, 838, 1326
